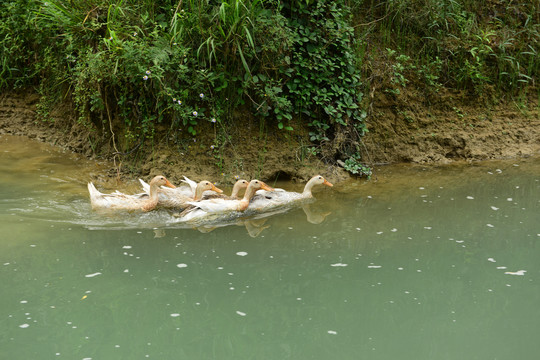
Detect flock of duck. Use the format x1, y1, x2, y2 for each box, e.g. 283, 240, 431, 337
87, 175, 333, 223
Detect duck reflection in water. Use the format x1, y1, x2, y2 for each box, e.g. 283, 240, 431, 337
188, 202, 332, 237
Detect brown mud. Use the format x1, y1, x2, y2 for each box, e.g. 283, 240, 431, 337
360, 87, 539, 164
0, 89, 538, 186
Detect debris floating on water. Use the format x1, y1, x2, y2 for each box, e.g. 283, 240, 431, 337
505, 270, 526, 276
85, 272, 102, 278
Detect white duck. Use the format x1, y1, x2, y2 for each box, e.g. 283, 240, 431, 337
178, 179, 274, 221
248, 175, 333, 211
174, 179, 249, 214
140, 178, 223, 208
202, 179, 249, 200
88, 175, 176, 212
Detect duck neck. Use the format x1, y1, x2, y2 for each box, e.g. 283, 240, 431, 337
302, 179, 316, 198
230, 185, 241, 199
243, 185, 258, 202
143, 184, 160, 211
193, 185, 206, 200
148, 183, 161, 201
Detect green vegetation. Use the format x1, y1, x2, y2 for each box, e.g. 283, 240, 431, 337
353, 0, 539, 95
1, 0, 538, 177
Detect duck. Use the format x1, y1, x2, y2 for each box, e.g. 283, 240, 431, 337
182, 177, 248, 200
248, 175, 333, 211
174, 179, 249, 215
139, 178, 223, 208
202, 179, 249, 200
178, 179, 274, 221
88, 175, 176, 212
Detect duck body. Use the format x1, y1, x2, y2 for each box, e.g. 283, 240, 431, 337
88, 175, 176, 212
140, 177, 223, 209
179, 180, 274, 221
248, 175, 333, 212
178, 179, 249, 214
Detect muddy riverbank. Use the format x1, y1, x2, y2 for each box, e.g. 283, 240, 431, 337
1, 89, 538, 185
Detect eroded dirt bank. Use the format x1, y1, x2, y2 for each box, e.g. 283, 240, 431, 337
360, 88, 540, 165
0, 90, 538, 185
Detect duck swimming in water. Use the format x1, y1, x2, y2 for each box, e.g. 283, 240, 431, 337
88, 175, 176, 212
178, 179, 274, 221
248, 175, 333, 211
139, 178, 223, 209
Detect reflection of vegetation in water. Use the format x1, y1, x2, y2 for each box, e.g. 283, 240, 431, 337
0, 0, 537, 176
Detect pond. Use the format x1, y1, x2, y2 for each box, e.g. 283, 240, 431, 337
1, 134, 539, 359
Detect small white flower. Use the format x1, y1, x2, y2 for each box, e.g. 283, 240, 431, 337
142, 75, 148, 81
199, 93, 204, 98
173, 98, 177, 102
145, 70, 151, 75
133, 32, 137, 36
192, 111, 198, 116
211, 118, 216, 123
210, 145, 215, 149
177, 100, 182, 105
108, 36, 113, 41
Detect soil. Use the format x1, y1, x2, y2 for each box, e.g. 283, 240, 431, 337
360, 87, 540, 165
1, 88, 538, 185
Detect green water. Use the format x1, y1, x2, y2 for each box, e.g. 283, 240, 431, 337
1, 135, 539, 360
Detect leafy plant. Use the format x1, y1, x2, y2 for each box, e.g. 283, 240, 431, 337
281, 0, 367, 151
342, 153, 372, 178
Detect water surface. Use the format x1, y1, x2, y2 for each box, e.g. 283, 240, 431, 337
1, 135, 539, 359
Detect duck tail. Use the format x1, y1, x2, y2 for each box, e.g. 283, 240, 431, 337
139, 178, 150, 193
87, 182, 100, 197
182, 176, 198, 195
87, 183, 103, 208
